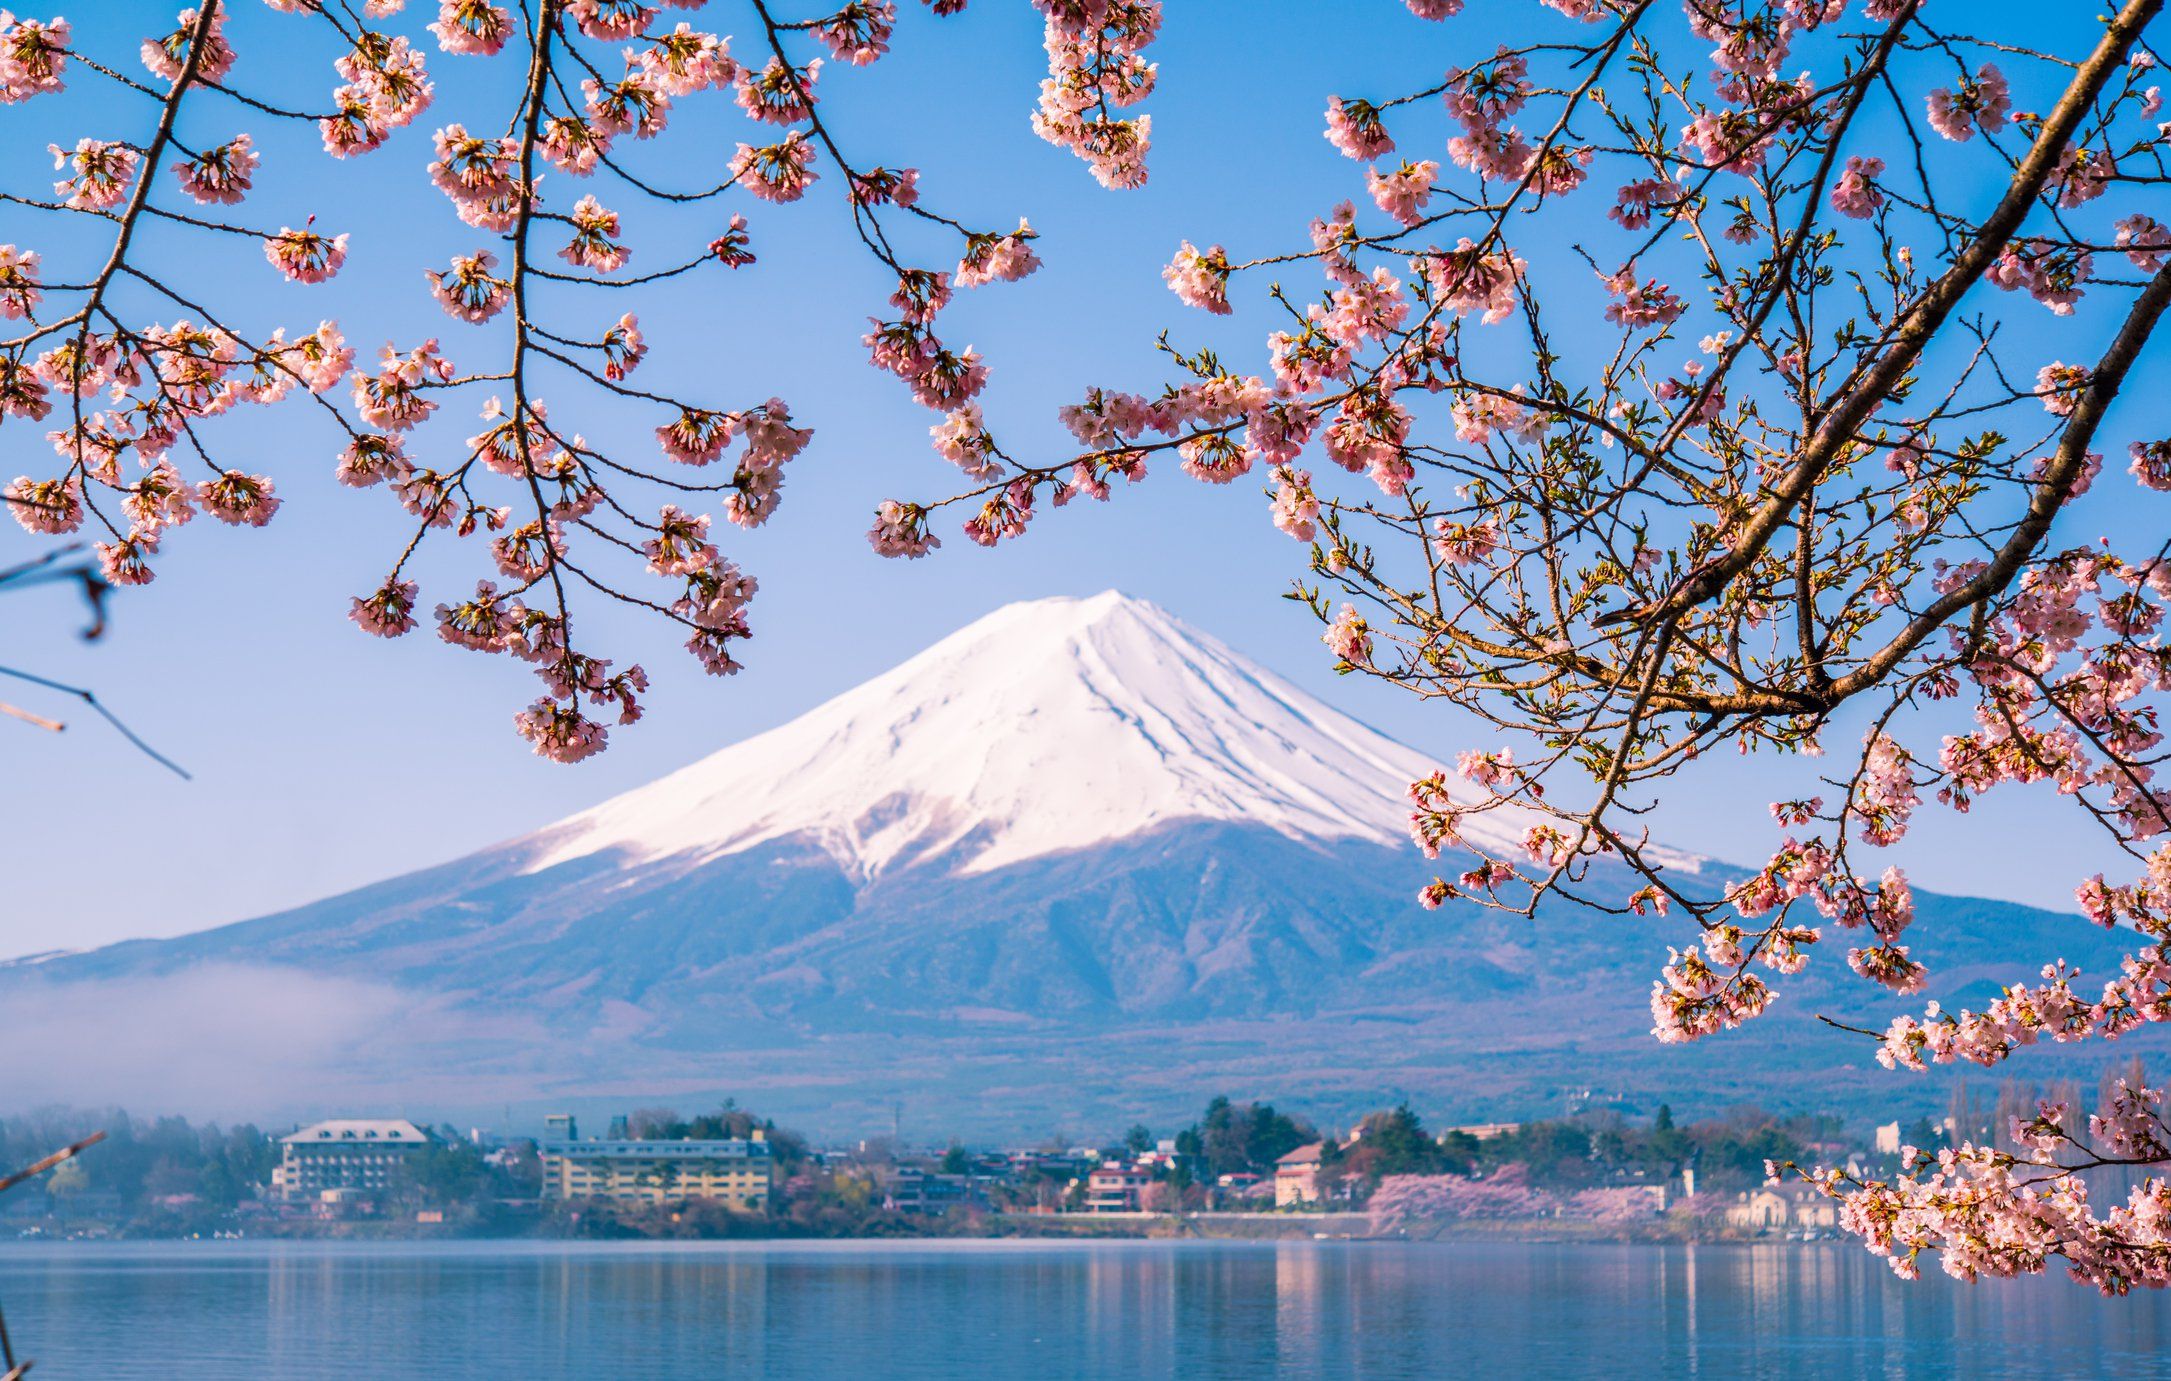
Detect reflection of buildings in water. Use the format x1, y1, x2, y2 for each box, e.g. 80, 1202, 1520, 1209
1958, 1236, 2171, 1366
693, 1257, 770, 1371
1748, 1239, 1790, 1320
49, 1237, 2171, 1374
1865, 1240, 1919, 1364
1680, 1242, 1699, 1374
1683, 1241, 1879, 1374
538, 1248, 772, 1371
1658, 1233, 1693, 1372
1749, 1240, 1843, 1362
1084, 1245, 1178, 1376
1719, 1234, 1973, 1374
262, 1246, 349, 1373
1275, 1241, 1327, 1371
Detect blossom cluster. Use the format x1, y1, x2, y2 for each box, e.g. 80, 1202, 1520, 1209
1028, 0, 1161, 190
1779, 1078, 2171, 1292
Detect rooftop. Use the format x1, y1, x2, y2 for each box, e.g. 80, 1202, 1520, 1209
282, 1119, 433, 1145
541, 1138, 771, 1160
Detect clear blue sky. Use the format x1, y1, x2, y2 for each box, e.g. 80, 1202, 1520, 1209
0, 0, 2148, 952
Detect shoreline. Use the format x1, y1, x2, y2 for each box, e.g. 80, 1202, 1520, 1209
6, 1211, 1831, 1248
0, 1235, 1845, 1257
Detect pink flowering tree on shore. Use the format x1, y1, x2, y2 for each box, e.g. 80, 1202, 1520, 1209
1, 0, 1152, 761
1368, 1165, 1555, 1234
868, 0, 2171, 1292
1368, 1166, 1672, 1233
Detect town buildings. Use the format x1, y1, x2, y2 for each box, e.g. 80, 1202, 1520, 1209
537, 1114, 773, 1210
1447, 1122, 1522, 1141
271, 1119, 437, 1204
1274, 1143, 1326, 1207
1724, 1186, 1841, 1234
1005, 1149, 1091, 1184
881, 1166, 991, 1216
1083, 1160, 1154, 1212
1215, 1170, 1267, 1201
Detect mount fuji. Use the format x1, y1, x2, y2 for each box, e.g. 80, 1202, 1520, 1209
2, 593, 2138, 1135
518, 590, 1674, 883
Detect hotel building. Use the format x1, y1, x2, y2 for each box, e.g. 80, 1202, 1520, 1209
538, 1114, 773, 1211
273, 1119, 437, 1203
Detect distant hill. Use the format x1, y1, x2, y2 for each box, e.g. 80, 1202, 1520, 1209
5, 593, 2149, 1137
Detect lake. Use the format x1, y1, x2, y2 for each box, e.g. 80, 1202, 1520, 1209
2, 1238, 2168, 1378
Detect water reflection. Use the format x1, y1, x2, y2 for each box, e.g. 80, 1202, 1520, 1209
2, 1238, 2169, 1379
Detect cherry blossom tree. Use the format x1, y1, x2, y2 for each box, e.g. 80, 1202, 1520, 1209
870, 0, 2171, 1292
1368, 1164, 1553, 1233
1, 0, 1153, 762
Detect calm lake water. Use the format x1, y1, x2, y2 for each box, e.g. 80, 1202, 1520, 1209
2, 1238, 2169, 1379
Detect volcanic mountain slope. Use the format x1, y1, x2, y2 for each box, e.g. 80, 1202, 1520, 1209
7, 592, 2149, 1135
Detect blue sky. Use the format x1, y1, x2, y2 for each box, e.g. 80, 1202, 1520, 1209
0, 0, 2151, 951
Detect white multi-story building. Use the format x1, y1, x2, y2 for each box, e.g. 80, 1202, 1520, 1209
272, 1119, 436, 1203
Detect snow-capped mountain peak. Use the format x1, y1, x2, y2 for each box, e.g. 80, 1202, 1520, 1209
521, 591, 1658, 880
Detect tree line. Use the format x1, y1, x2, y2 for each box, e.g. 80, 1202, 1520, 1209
0, 1095, 1885, 1234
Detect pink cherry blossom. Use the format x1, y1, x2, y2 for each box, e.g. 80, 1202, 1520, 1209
142, 7, 233, 83
1927, 63, 2011, 142
1323, 603, 1372, 665
1367, 160, 1438, 226
196, 471, 280, 527
558, 195, 629, 272
1829, 155, 1884, 219
427, 250, 508, 322
732, 134, 818, 203
172, 134, 257, 205
265, 225, 348, 283
351, 580, 421, 637
430, 0, 512, 56
1324, 96, 1394, 160
955, 221, 1040, 288
49, 139, 137, 210
1163, 241, 1232, 314
1602, 268, 1685, 328
0, 244, 41, 319
2113, 214, 2168, 274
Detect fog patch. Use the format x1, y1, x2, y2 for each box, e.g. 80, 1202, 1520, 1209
0, 964, 546, 1121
